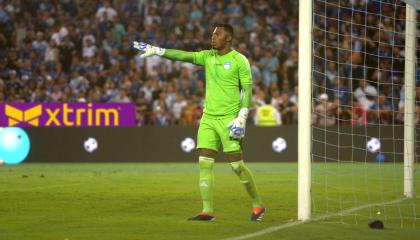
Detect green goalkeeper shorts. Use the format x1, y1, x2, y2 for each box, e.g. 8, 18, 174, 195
197, 114, 241, 153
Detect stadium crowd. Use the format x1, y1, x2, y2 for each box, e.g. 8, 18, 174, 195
312, 0, 420, 126
0, 0, 418, 126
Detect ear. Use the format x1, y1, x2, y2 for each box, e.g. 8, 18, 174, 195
227, 34, 233, 43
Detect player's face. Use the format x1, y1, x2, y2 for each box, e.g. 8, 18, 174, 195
211, 27, 230, 50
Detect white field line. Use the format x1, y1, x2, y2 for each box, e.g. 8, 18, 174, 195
225, 196, 420, 240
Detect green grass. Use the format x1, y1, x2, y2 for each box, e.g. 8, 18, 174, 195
0, 163, 419, 240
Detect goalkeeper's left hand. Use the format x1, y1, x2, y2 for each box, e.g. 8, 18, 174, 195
133, 41, 165, 58
227, 108, 249, 139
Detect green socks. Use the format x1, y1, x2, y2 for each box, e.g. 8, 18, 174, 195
199, 156, 215, 213
198, 158, 262, 213
230, 160, 263, 208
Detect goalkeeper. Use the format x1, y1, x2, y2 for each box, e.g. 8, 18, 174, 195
133, 23, 265, 222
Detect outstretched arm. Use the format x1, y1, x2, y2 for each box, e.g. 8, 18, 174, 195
163, 49, 194, 63
133, 41, 194, 63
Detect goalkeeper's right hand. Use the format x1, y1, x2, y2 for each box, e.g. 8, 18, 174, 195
133, 41, 165, 58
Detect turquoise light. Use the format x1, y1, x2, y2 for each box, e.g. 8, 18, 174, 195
0, 127, 31, 165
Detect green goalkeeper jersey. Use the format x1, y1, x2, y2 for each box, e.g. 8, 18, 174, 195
192, 49, 252, 117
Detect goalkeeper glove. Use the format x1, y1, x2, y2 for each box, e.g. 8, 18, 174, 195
133, 41, 165, 58
227, 108, 249, 139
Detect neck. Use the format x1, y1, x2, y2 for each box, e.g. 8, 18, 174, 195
217, 46, 231, 56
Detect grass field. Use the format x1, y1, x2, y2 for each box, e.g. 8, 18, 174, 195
1, 163, 419, 240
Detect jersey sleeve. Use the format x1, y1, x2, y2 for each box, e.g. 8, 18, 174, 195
238, 54, 252, 86
193, 50, 212, 66
237, 54, 253, 109
163, 49, 195, 63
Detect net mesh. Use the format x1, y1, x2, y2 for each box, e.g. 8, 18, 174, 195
311, 0, 420, 226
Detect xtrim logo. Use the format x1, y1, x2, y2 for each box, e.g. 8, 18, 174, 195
0, 103, 136, 127
5, 105, 42, 126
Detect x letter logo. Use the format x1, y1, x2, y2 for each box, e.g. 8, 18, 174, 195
5, 105, 42, 126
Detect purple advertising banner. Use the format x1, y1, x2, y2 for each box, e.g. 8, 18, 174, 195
0, 103, 136, 128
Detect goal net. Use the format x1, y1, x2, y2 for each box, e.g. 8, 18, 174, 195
307, 0, 420, 226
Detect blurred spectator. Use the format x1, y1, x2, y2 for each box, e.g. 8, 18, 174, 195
259, 48, 279, 88
374, 93, 393, 124
6, 70, 22, 94
314, 93, 336, 126
83, 38, 98, 58
279, 92, 297, 125
113, 88, 130, 102
181, 98, 200, 126
32, 32, 48, 60
254, 101, 282, 126
96, 1, 118, 22
172, 92, 187, 125
351, 94, 367, 126
354, 80, 377, 111
0, 0, 417, 127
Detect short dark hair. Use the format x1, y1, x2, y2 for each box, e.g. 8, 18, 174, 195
215, 23, 234, 37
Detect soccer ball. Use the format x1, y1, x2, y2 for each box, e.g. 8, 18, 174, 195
84, 137, 98, 153
272, 137, 287, 153
181, 137, 195, 153
367, 137, 381, 153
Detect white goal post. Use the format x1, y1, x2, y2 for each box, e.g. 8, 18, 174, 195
403, 0, 417, 199
298, 0, 418, 221
298, 0, 313, 221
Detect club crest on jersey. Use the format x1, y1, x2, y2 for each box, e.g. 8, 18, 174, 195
223, 62, 232, 70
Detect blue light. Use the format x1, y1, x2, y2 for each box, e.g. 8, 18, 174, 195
375, 153, 385, 163
0, 127, 31, 165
